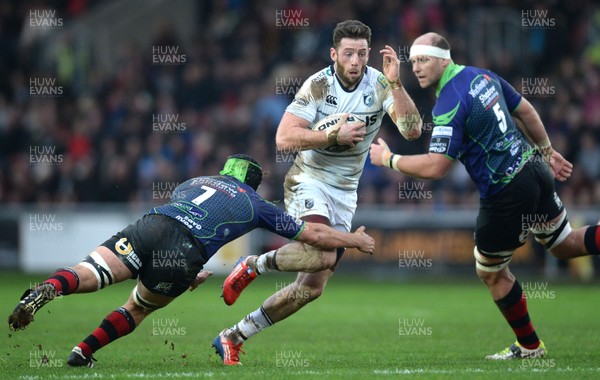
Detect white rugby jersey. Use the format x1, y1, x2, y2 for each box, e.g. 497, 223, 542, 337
285, 65, 394, 191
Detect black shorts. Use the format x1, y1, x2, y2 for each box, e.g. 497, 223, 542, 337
101, 214, 207, 297
476, 159, 564, 253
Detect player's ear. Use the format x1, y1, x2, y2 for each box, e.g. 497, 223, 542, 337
330, 47, 337, 61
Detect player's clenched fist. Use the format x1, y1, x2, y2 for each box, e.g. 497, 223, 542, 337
369, 138, 392, 167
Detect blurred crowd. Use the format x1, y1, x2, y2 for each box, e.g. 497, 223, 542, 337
0, 0, 599, 209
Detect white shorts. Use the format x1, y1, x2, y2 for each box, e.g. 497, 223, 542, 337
284, 173, 357, 232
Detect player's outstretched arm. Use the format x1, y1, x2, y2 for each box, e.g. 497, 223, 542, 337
380, 45, 422, 141
369, 137, 452, 179
297, 223, 375, 255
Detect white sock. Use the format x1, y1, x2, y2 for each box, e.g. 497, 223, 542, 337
256, 250, 277, 274
235, 307, 273, 341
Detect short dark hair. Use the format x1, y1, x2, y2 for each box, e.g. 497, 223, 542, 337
431, 34, 450, 50
332, 20, 371, 49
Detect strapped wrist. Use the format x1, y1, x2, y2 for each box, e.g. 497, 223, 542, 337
538, 138, 553, 158
389, 78, 402, 90
382, 151, 401, 171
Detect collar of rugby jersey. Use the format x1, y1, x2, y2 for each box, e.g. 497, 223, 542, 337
435, 62, 465, 97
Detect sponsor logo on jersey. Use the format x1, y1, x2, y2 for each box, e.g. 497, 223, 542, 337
154, 282, 173, 293
479, 86, 500, 109
314, 71, 327, 82
363, 92, 373, 107
429, 137, 450, 154
363, 114, 379, 128
432, 126, 453, 137
325, 95, 338, 106
304, 199, 314, 209
175, 214, 202, 230
553, 192, 563, 209
518, 229, 529, 244
115, 237, 133, 255
468, 75, 491, 98
376, 73, 388, 88
114, 237, 142, 270
293, 98, 309, 107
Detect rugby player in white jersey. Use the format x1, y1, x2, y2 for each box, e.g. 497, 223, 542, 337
213, 20, 422, 365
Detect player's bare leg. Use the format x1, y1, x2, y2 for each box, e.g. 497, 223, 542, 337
68, 279, 176, 367
8, 246, 132, 331
475, 251, 546, 359
257, 243, 337, 273
215, 260, 336, 365
261, 269, 333, 321
535, 210, 600, 259
222, 243, 337, 305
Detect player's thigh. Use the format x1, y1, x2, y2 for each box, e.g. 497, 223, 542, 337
476, 166, 542, 253
87, 246, 133, 282
284, 175, 356, 231
131, 279, 176, 308
136, 215, 206, 298
528, 160, 572, 254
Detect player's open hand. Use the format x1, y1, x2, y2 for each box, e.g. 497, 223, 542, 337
380, 45, 400, 84
353, 226, 375, 255
189, 270, 214, 291
370, 138, 392, 167
548, 150, 573, 181
336, 113, 366, 146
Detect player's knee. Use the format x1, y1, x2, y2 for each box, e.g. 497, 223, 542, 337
473, 246, 513, 286
294, 283, 325, 304
302, 246, 336, 272
131, 285, 165, 312
318, 250, 338, 271
304, 285, 324, 303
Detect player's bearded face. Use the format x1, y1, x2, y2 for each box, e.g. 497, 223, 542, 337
331, 38, 369, 89
411, 55, 446, 88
